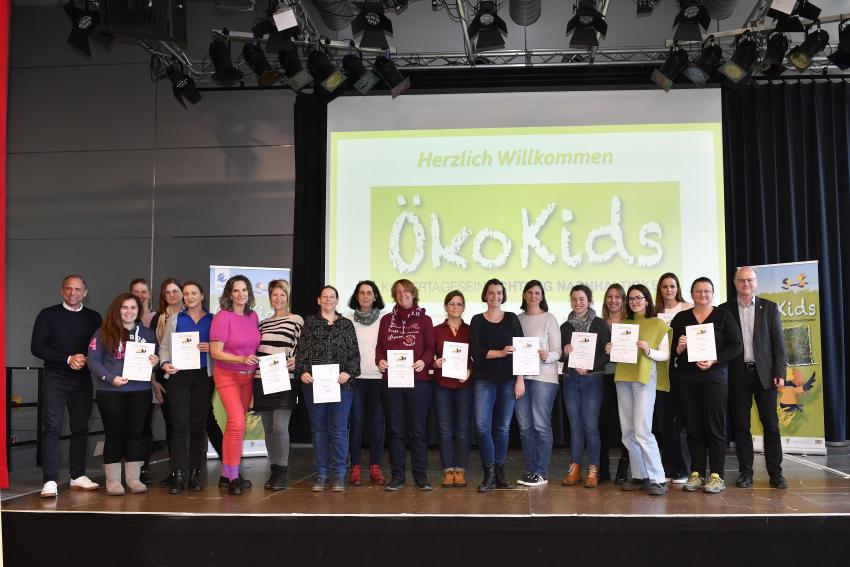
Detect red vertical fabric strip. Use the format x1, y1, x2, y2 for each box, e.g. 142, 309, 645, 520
0, 0, 10, 488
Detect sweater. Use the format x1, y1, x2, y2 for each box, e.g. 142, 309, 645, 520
671, 307, 743, 385
210, 309, 261, 372
433, 320, 472, 389
253, 314, 303, 410
613, 314, 672, 392
469, 311, 524, 384
295, 313, 360, 390
31, 304, 102, 379
375, 305, 435, 381
517, 311, 562, 383
349, 315, 382, 379
87, 326, 158, 392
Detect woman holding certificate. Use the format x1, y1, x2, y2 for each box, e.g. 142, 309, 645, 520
159, 281, 214, 494
295, 285, 360, 492
376, 279, 435, 491
470, 278, 524, 492
432, 290, 473, 488
514, 281, 561, 487
601, 284, 629, 484
87, 293, 158, 495
671, 277, 742, 494
210, 275, 261, 495
604, 284, 669, 496
560, 284, 611, 488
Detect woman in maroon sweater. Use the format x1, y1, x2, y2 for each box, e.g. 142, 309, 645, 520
376, 279, 435, 491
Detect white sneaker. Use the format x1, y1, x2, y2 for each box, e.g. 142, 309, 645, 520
70, 475, 100, 491
40, 480, 58, 498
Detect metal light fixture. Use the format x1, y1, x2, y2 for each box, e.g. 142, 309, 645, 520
566, 0, 608, 49
684, 37, 723, 86
342, 53, 380, 95
209, 30, 243, 86
468, 1, 508, 51
308, 50, 347, 93
719, 33, 760, 83
673, 1, 711, 43
351, 2, 394, 50
760, 32, 790, 78
827, 20, 850, 70
166, 66, 201, 108
374, 54, 410, 98
651, 45, 689, 92
278, 47, 313, 92
243, 40, 280, 87
637, 0, 658, 16
771, 0, 821, 33
788, 27, 829, 71
64, 1, 114, 56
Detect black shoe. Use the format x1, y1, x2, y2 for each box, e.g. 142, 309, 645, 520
770, 474, 788, 489
219, 475, 252, 489
188, 467, 203, 492
169, 471, 186, 495
478, 464, 497, 493
621, 478, 648, 491
735, 473, 753, 488
272, 466, 288, 491
494, 464, 512, 489
614, 457, 629, 485
415, 478, 433, 491
140, 462, 152, 485
385, 477, 405, 491
265, 465, 281, 490
228, 478, 243, 495
158, 471, 177, 489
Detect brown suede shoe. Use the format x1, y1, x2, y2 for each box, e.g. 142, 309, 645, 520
441, 469, 455, 488
562, 463, 582, 486
584, 465, 599, 488
453, 470, 467, 487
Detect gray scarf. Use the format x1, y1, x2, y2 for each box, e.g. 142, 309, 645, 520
567, 307, 597, 333
353, 308, 381, 326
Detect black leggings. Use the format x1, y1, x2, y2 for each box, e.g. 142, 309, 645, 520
167, 370, 215, 471
97, 390, 152, 464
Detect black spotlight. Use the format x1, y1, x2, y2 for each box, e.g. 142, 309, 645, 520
684, 38, 723, 86
719, 33, 760, 83
374, 54, 410, 98
827, 20, 850, 70
673, 1, 711, 43
308, 50, 347, 93
278, 47, 313, 92
468, 1, 508, 51
166, 66, 201, 109
243, 40, 280, 87
64, 1, 114, 56
351, 2, 394, 50
788, 27, 829, 71
651, 46, 689, 92
566, 0, 608, 49
772, 1, 821, 33
342, 53, 380, 95
209, 31, 243, 87
637, 0, 658, 16
760, 32, 790, 78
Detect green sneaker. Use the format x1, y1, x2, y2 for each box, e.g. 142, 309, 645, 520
703, 473, 726, 494
683, 472, 704, 492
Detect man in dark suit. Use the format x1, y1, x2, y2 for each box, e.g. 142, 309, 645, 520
720, 266, 788, 489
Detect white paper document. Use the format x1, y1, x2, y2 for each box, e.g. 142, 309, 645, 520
170, 331, 201, 370
122, 341, 155, 381
387, 350, 415, 388
312, 363, 341, 403
567, 332, 598, 371
512, 337, 540, 376
686, 323, 717, 362
441, 341, 469, 380
258, 352, 292, 395
610, 324, 640, 364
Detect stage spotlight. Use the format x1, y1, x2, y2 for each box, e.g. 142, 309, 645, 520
342, 53, 380, 95
719, 33, 759, 83
351, 2, 394, 50
243, 40, 280, 87
252, 4, 299, 54
566, 0, 608, 49
308, 51, 347, 93
385, 0, 409, 13
788, 27, 829, 71
64, 1, 114, 56
637, 0, 658, 16
651, 46, 689, 92
684, 38, 723, 86
467, 1, 508, 52
278, 47, 313, 92
374, 55, 410, 98
827, 20, 850, 70
771, 1, 821, 33
760, 32, 790, 78
673, 1, 711, 43
166, 66, 201, 108
209, 30, 243, 87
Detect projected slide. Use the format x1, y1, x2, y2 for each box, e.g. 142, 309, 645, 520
327, 90, 725, 317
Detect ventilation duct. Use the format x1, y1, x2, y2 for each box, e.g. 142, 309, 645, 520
509, 0, 541, 26
312, 0, 356, 31
703, 0, 739, 21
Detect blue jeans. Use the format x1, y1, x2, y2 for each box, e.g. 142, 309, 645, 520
302, 384, 354, 478
514, 379, 559, 477
563, 370, 604, 466
434, 384, 473, 470
616, 371, 665, 483
384, 380, 433, 482
474, 379, 516, 465
349, 379, 385, 466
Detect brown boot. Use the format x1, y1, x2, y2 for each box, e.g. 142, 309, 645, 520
441, 469, 455, 488
584, 465, 600, 488
453, 469, 467, 487
562, 463, 582, 486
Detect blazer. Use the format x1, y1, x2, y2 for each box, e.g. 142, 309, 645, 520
719, 296, 787, 390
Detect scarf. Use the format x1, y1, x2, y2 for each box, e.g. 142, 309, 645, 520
353, 308, 381, 326
567, 307, 597, 334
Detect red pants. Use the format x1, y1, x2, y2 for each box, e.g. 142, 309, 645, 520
213, 368, 253, 479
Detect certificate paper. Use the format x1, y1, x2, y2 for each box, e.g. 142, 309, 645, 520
512, 337, 540, 376
686, 323, 717, 362
567, 332, 598, 371
610, 324, 640, 364
312, 363, 341, 404
441, 341, 469, 380
258, 352, 292, 395
387, 350, 415, 388
171, 331, 201, 370
122, 341, 155, 381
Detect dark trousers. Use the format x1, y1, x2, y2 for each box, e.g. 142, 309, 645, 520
679, 380, 728, 478
41, 372, 93, 482
166, 369, 214, 471
206, 406, 223, 458
599, 374, 627, 472
96, 390, 152, 464
385, 380, 433, 482
730, 367, 783, 477
142, 395, 172, 461
652, 390, 689, 478
434, 384, 473, 470
349, 379, 386, 466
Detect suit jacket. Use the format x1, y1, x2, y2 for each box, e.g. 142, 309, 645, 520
719, 296, 787, 390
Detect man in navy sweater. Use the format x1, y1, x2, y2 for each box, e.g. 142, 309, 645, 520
31, 274, 103, 497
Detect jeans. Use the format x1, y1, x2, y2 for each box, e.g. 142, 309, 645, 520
434, 384, 473, 470
302, 384, 354, 478
41, 372, 92, 482
96, 390, 151, 464
349, 378, 386, 466
616, 371, 665, 483
213, 368, 254, 480
474, 379, 516, 466
385, 380, 433, 482
563, 371, 604, 466
514, 379, 558, 476
167, 369, 214, 471
260, 408, 292, 467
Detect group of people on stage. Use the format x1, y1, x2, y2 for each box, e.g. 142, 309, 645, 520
31, 266, 788, 499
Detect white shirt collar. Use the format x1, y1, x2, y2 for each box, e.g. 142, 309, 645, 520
62, 302, 84, 312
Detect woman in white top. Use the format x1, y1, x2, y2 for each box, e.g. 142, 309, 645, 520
655, 272, 693, 321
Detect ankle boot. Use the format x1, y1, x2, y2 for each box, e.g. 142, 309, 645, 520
188, 467, 203, 492
140, 461, 152, 485
265, 464, 281, 489
494, 464, 511, 489
349, 464, 362, 486
478, 464, 497, 493
584, 465, 600, 488
562, 462, 582, 486
125, 461, 148, 493
169, 470, 186, 495
441, 468, 455, 488
104, 462, 125, 496
615, 456, 630, 485
271, 466, 288, 491
453, 468, 467, 487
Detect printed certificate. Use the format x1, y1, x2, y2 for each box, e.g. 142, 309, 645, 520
441, 341, 469, 380
170, 332, 201, 370
122, 341, 155, 381
387, 349, 415, 388
567, 332, 598, 371
512, 337, 540, 376
312, 363, 341, 403
686, 323, 717, 362
610, 324, 640, 364
259, 352, 291, 394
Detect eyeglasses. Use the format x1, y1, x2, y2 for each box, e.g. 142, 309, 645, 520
446, 302, 465, 308
735, 278, 756, 284
627, 296, 645, 303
